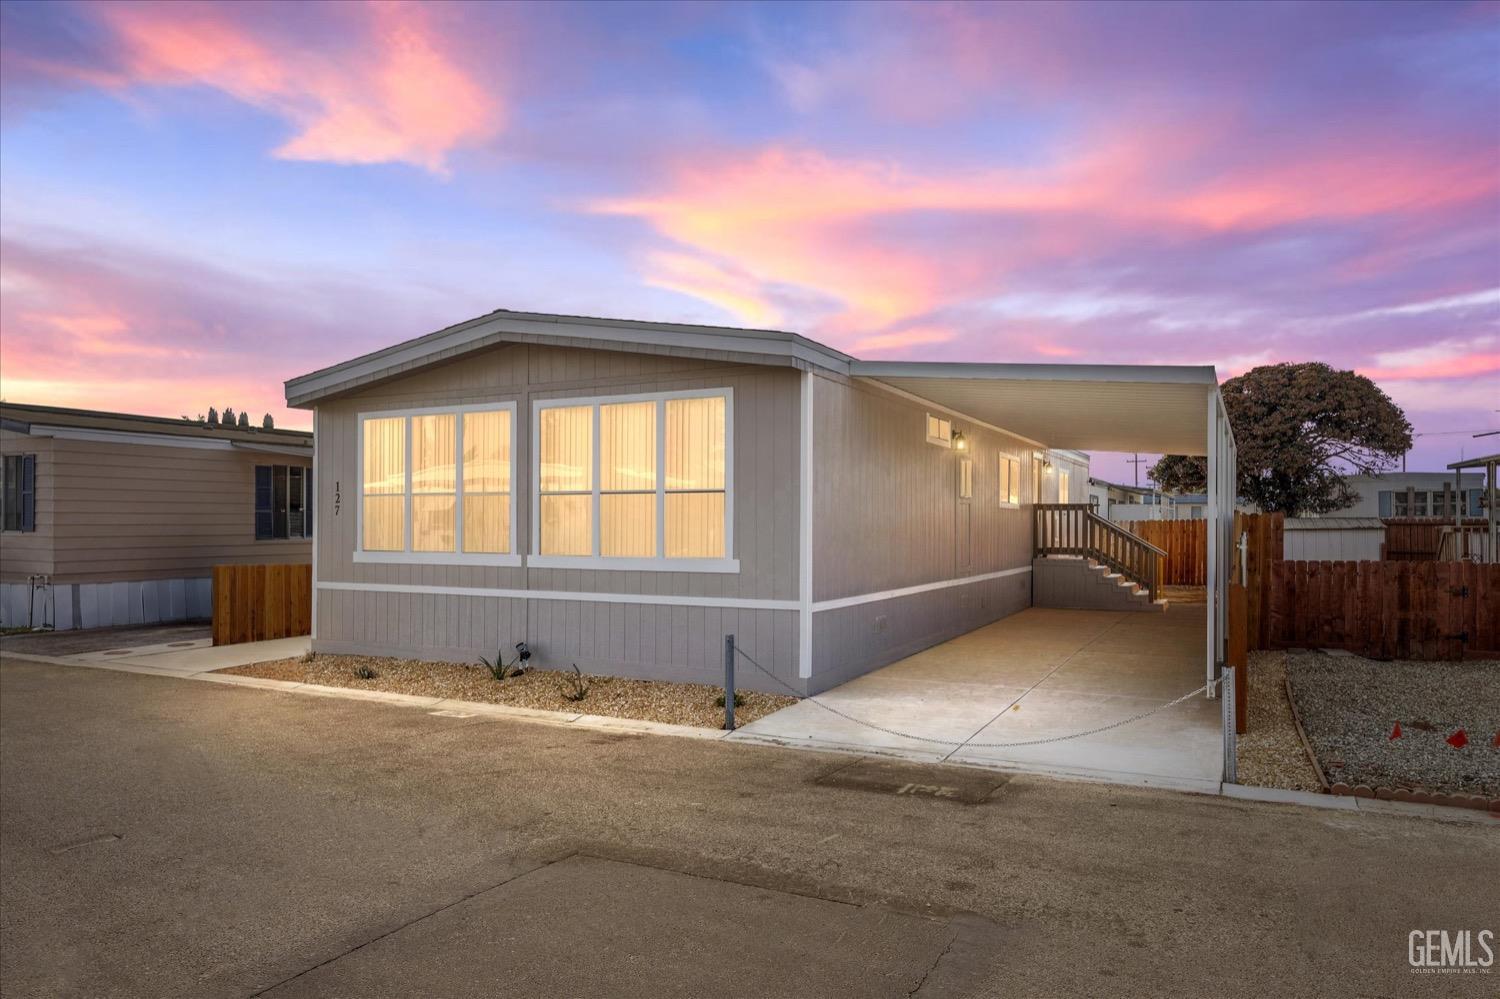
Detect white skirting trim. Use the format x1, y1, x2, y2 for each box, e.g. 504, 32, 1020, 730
314, 565, 1032, 617
809, 566, 1032, 613
315, 580, 799, 612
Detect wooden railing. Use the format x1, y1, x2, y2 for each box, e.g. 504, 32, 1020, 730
1034, 504, 1166, 601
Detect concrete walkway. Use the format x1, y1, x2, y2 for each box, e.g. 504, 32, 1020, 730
732, 606, 1221, 791
9, 634, 310, 675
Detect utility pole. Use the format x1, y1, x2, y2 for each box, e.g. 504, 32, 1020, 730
1126, 453, 1148, 488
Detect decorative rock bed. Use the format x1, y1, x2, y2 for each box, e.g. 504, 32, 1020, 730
219, 654, 797, 729
1284, 651, 1499, 811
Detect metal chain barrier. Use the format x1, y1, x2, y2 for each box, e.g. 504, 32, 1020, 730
732, 643, 1222, 750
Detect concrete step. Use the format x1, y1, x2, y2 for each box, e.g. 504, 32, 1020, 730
1033, 556, 1164, 612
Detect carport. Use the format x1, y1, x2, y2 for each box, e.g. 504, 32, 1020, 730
736, 362, 1237, 789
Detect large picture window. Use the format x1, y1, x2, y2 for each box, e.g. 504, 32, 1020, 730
533, 388, 734, 571
358, 404, 516, 564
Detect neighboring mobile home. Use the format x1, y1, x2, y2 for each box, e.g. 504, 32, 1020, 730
0, 404, 312, 630
289, 309, 1235, 695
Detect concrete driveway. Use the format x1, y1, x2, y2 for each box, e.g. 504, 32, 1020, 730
734, 606, 1221, 791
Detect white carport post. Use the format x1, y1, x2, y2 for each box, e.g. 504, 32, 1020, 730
1205, 389, 1236, 698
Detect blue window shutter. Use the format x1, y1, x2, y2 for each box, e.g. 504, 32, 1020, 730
20, 455, 35, 532
1377, 491, 1392, 518
254, 465, 273, 539
1469, 489, 1482, 517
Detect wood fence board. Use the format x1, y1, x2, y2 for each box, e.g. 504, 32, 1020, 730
211, 563, 312, 646
1267, 558, 1498, 661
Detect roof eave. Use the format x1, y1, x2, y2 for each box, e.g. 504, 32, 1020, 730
285, 309, 855, 408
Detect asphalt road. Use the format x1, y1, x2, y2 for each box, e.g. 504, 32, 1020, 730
1, 657, 1495, 998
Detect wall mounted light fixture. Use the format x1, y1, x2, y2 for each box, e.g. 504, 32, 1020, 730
952, 430, 968, 451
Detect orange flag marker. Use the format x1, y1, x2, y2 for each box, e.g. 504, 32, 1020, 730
1446, 729, 1468, 749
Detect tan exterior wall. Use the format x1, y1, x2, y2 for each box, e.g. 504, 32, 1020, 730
807, 375, 1056, 690
0, 429, 55, 580
4, 433, 309, 585
311, 342, 802, 690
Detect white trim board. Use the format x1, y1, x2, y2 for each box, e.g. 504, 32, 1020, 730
316, 580, 798, 612
810, 566, 1032, 613
313, 565, 1031, 617
798, 372, 814, 678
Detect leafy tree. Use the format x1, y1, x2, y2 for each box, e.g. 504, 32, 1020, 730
261, 412, 275, 430
1150, 362, 1412, 517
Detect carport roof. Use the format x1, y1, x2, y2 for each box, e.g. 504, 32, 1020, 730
851, 361, 1219, 455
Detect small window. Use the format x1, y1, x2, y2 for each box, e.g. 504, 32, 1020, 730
959, 458, 973, 499
999, 456, 1020, 507
926, 414, 952, 447
1031, 455, 1042, 503
1058, 468, 1071, 503
255, 463, 312, 540
2, 454, 36, 532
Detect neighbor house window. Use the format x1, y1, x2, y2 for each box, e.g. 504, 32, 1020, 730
357, 404, 515, 563
534, 389, 733, 570
998, 456, 1020, 507
926, 414, 953, 447
255, 464, 312, 540
2, 454, 36, 532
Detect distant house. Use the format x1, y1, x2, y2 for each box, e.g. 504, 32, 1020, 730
0, 404, 312, 630
1317, 471, 1487, 519
285, 308, 1250, 695
1086, 477, 1159, 520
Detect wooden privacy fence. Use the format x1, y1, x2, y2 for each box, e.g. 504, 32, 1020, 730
212, 563, 312, 645
1383, 517, 1490, 561
1236, 512, 1284, 652
1267, 560, 1500, 660
1116, 519, 1206, 585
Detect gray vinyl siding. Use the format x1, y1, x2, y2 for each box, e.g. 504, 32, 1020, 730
312, 342, 803, 691
807, 375, 1043, 691
0, 429, 55, 580
37, 436, 308, 584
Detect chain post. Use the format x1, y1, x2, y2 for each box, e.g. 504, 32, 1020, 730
1221, 666, 1237, 784
723, 634, 736, 731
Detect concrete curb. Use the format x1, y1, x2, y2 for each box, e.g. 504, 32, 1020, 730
1219, 781, 1497, 824
6, 650, 1490, 823
1, 651, 730, 746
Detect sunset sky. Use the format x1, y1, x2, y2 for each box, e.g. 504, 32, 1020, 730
1, 0, 1496, 481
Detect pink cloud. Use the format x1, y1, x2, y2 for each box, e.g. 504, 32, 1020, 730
88, 1, 500, 173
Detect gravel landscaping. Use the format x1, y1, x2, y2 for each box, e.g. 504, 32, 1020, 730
219, 654, 797, 729
1235, 650, 1323, 792
1285, 651, 1499, 798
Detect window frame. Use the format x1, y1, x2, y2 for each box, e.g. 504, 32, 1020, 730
530, 386, 738, 573
2, 454, 36, 533
998, 455, 1021, 508
925, 413, 953, 448
255, 462, 314, 541
355, 401, 520, 566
